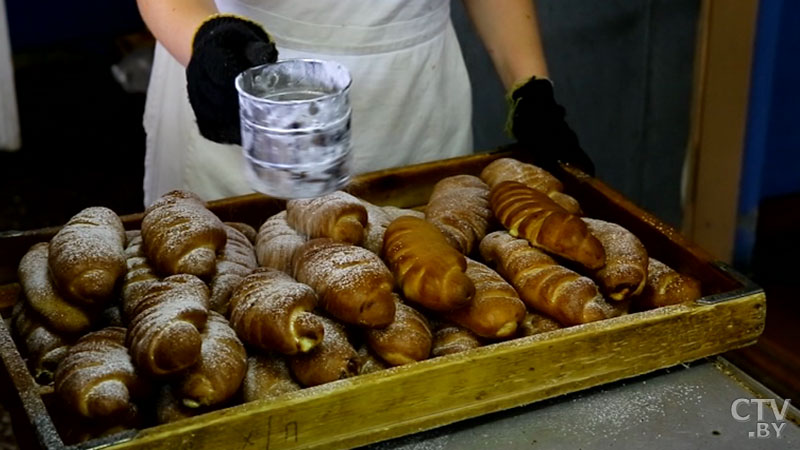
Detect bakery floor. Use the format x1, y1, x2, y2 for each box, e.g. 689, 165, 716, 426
1, 43, 799, 450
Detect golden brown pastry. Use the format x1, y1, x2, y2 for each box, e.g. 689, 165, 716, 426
289, 316, 360, 387
121, 232, 160, 321
632, 258, 702, 310
47, 206, 127, 305
490, 181, 605, 269
582, 218, 648, 301
382, 216, 474, 312
177, 311, 247, 408
286, 191, 368, 244
54, 327, 148, 419
228, 268, 324, 355
18, 242, 93, 335
242, 354, 301, 403
365, 298, 432, 366
141, 190, 227, 278
480, 157, 582, 214
126, 274, 209, 377
11, 301, 71, 384
431, 322, 482, 357
209, 224, 258, 314
518, 311, 563, 337
293, 239, 396, 328
443, 259, 526, 339
479, 231, 624, 326
424, 175, 493, 255
382, 206, 425, 221
357, 345, 389, 375
254, 211, 308, 274
361, 200, 392, 255
155, 385, 208, 424
225, 222, 258, 244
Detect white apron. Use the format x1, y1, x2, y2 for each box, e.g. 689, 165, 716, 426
143, 0, 473, 206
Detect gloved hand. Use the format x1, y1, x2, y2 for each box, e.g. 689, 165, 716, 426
506, 76, 595, 176
186, 14, 279, 145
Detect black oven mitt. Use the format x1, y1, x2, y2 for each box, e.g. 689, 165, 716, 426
186, 14, 279, 145
506, 76, 595, 176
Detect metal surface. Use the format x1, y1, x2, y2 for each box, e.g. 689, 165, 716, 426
363, 358, 799, 449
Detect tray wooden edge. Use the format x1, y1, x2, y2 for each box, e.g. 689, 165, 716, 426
102, 292, 765, 450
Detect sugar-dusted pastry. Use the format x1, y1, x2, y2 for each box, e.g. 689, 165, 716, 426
480, 157, 582, 214
242, 354, 301, 403
155, 385, 208, 424
382, 206, 425, 221
424, 175, 493, 255
293, 239, 396, 328
48, 206, 127, 305
289, 316, 360, 387
141, 190, 227, 278
365, 297, 432, 366
286, 191, 368, 245
54, 327, 149, 419
18, 242, 93, 335
121, 232, 160, 321
480, 231, 625, 326
582, 218, 648, 301
382, 216, 474, 312
126, 274, 209, 376
490, 181, 605, 269
360, 200, 392, 255
518, 311, 563, 337
225, 222, 258, 244
632, 258, 702, 310
357, 345, 389, 375
228, 268, 324, 355
209, 224, 258, 314
443, 258, 526, 339
11, 301, 71, 384
177, 311, 247, 408
431, 322, 482, 357
255, 211, 308, 274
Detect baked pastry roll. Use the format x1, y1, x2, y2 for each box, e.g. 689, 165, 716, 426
209, 224, 258, 314
228, 268, 324, 355
518, 311, 563, 337
18, 242, 93, 335
121, 232, 160, 322
126, 274, 209, 376
480, 231, 624, 326
490, 181, 605, 269
11, 301, 71, 384
286, 191, 368, 245
632, 258, 702, 310
442, 258, 526, 339
141, 190, 227, 278
365, 298, 432, 366
424, 175, 493, 255
289, 316, 360, 387
480, 157, 582, 214
54, 327, 148, 419
48, 206, 127, 305
382, 216, 474, 312
177, 311, 247, 408
242, 354, 301, 403
582, 218, 648, 301
431, 321, 482, 357
255, 211, 308, 274
293, 239, 396, 328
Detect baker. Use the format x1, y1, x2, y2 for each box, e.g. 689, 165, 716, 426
136, 0, 594, 205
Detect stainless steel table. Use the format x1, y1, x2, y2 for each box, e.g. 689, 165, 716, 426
363, 357, 800, 449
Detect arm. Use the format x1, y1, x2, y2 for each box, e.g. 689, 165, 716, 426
461, 0, 549, 89
136, 0, 219, 66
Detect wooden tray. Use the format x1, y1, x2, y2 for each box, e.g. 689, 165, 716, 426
0, 147, 766, 450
